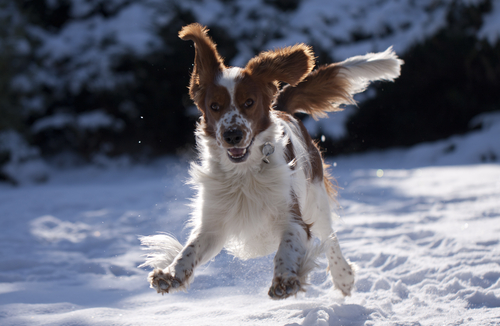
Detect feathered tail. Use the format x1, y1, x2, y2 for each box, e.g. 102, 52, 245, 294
274, 46, 403, 119
138, 234, 183, 269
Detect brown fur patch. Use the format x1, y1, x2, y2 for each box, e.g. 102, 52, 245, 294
290, 192, 312, 240
233, 75, 273, 135
272, 63, 348, 202
178, 23, 226, 114
322, 161, 339, 204
273, 111, 296, 168
200, 84, 231, 137
180, 25, 319, 145
297, 120, 324, 182
274, 63, 354, 120
244, 44, 315, 95
284, 139, 296, 169
274, 111, 337, 202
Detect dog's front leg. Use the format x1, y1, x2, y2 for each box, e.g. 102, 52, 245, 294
148, 230, 225, 294
268, 218, 311, 300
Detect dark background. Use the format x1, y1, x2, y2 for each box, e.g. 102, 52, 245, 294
1, 0, 499, 182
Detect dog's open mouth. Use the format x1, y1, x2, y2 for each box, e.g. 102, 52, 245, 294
227, 139, 254, 163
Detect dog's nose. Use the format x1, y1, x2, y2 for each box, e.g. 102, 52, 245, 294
223, 129, 243, 145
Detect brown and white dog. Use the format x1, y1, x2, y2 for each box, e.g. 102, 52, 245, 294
140, 23, 403, 299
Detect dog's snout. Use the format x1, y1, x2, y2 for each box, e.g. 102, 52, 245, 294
223, 129, 243, 145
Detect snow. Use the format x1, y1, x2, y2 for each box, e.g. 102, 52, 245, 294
9, 0, 499, 143
18, 0, 165, 100
0, 130, 49, 184
180, 0, 484, 65
1, 117, 500, 325
31, 113, 74, 133
1, 2, 500, 322
16, 0, 499, 105
173, 0, 499, 141
77, 110, 125, 132
478, 0, 500, 45
32, 110, 126, 134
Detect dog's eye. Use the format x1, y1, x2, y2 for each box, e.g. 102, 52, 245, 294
244, 99, 254, 108
210, 103, 220, 111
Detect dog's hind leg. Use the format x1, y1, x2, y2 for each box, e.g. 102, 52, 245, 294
317, 219, 355, 296
323, 233, 355, 296
308, 182, 355, 296
312, 221, 355, 296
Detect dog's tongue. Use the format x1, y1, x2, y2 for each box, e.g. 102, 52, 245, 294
228, 148, 246, 157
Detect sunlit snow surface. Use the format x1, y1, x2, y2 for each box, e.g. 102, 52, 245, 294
1, 119, 500, 325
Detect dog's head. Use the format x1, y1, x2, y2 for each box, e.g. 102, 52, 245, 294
179, 23, 315, 163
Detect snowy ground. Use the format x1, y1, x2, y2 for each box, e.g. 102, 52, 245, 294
1, 119, 500, 325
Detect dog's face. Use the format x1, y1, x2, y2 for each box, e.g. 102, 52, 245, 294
203, 67, 274, 163
179, 23, 315, 163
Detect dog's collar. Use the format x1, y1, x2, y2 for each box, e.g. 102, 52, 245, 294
261, 142, 275, 164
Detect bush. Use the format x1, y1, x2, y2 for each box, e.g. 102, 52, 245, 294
1, 0, 499, 170
0, 130, 49, 184
13, 1, 211, 159
328, 1, 500, 154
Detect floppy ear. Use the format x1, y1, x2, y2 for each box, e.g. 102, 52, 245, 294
274, 47, 403, 120
179, 23, 226, 103
244, 44, 315, 87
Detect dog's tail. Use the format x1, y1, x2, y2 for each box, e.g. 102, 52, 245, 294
138, 234, 183, 269
274, 46, 403, 119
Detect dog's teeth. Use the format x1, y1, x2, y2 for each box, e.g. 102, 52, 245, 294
228, 148, 247, 158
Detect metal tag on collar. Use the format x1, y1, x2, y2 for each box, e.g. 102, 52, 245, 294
262, 142, 275, 164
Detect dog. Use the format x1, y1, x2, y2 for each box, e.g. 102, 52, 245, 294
139, 23, 402, 299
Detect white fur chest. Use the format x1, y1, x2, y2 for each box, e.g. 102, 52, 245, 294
189, 153, 293, 259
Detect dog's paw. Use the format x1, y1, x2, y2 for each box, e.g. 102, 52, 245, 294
331, 262, 355, 296
268, 275, 302, 300
148, 268, 191, 294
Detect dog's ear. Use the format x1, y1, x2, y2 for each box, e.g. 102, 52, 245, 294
179, 23, 226, 104
244, 44, 315, 87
